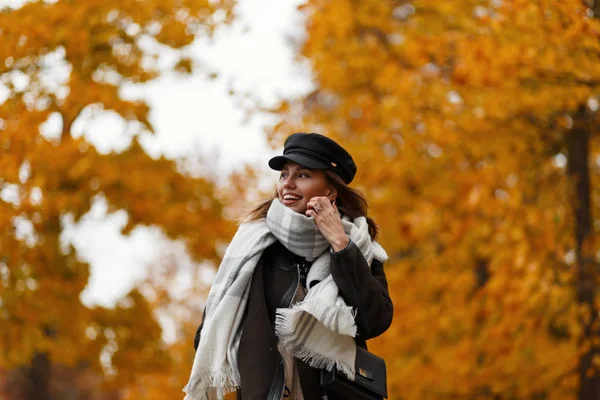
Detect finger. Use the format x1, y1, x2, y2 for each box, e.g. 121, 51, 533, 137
305, 209, 318, 218
319, 196, 331, 205
310, 198, 326, 212
314, 196, 332, 211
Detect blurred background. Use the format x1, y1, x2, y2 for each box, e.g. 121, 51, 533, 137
2, 0, 600, 399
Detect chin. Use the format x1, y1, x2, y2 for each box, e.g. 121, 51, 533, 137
288, 204, 307, 214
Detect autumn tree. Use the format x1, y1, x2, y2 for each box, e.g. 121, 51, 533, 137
0, 0, 235, 398
273, 0, 600, 399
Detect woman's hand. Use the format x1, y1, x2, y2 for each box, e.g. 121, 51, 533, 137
306, 196, 349, 252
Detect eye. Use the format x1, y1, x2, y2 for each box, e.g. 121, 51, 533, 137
279, 172, 288, 180
299, 173, 310, 178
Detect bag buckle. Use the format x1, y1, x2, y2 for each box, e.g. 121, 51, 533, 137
358, 368, 374, 381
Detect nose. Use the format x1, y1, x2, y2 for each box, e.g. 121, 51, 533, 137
281, 175, 295, 189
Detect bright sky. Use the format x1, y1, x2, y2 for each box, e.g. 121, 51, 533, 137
2, 0, 312, 314
75, 0, 312, 309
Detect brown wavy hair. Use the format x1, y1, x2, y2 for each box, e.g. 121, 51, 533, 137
245, 170, 379, 240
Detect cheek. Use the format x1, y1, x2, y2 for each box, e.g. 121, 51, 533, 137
304, 181, 329, 198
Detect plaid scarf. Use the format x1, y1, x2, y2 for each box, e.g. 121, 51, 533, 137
183, 199, 387, 400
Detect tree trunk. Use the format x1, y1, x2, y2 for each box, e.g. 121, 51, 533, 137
567, 108, 600, 400
5, 352, 53, 400
25, 352, 52, 400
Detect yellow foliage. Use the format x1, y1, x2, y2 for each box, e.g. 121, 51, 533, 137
0, 0, 234, 398
273, 0, 600, 398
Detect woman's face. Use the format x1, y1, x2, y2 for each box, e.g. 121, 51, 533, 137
276, 161, 333, 214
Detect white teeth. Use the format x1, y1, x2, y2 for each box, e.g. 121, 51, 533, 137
284, 194, 300, 200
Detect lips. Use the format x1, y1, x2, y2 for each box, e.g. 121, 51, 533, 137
282, 193, 302, 206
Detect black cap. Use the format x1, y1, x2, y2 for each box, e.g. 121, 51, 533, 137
268, 133, 357, 184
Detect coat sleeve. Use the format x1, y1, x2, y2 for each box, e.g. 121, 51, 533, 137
329, 240, 393, 340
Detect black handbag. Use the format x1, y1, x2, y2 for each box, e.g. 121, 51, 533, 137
320, 346, 388, 399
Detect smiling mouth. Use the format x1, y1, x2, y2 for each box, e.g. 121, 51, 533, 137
282, 194, 302, 205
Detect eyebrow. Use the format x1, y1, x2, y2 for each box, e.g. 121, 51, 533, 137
281, 166, 314, 172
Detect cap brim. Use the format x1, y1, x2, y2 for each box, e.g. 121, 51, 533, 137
268, 154, 330, 171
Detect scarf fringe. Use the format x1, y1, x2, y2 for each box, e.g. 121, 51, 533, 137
283, 340, 356, 381
275, 307, 356, 381
277, 333, 356, 381
183, 369, 239, 400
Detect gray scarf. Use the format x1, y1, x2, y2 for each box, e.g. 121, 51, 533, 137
183, 199, 387, 400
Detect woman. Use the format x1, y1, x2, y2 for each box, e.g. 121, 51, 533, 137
184, 133, 393, 400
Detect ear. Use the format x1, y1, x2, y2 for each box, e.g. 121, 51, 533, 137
326, 185, 338, 201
